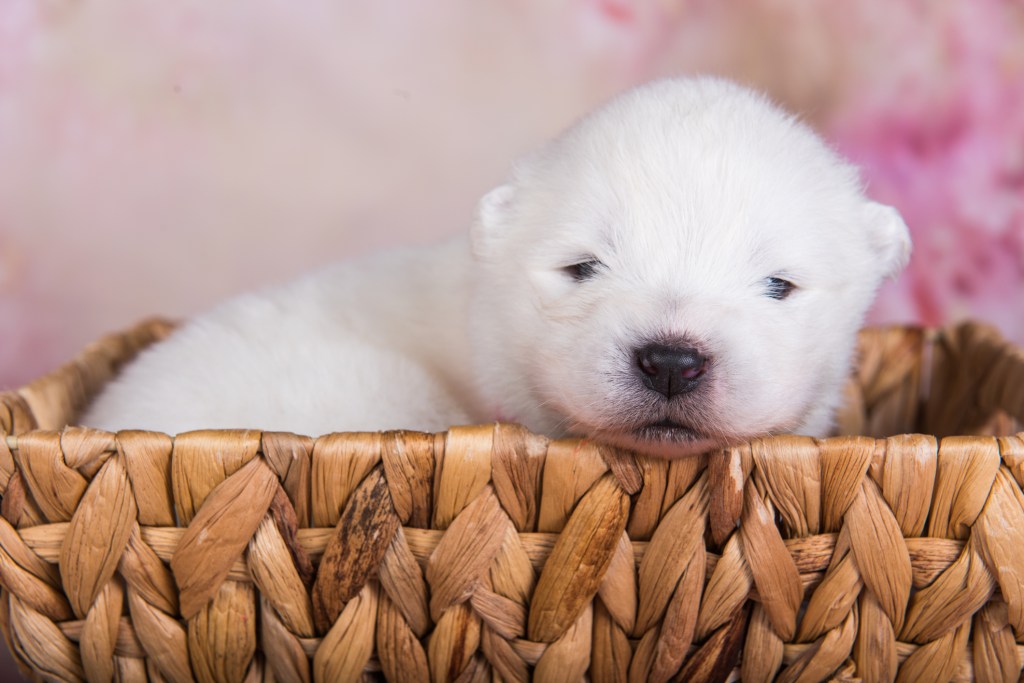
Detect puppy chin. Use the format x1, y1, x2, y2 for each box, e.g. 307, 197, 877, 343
578, 422, 734, 459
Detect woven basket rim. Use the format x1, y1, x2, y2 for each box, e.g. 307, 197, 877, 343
1, 317, 1024, 682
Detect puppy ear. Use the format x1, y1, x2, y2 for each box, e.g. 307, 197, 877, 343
863, 201, 912, 278
471, 184, 515, 259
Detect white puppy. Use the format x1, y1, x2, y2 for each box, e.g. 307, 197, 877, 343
83, 77, 910, 457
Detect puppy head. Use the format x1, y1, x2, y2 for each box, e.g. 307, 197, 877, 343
470, 77, 910, 457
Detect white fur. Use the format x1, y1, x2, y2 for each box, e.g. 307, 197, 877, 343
83, 77, 910, 456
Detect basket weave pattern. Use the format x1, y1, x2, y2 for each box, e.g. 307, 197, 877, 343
1, 319, 1024, 682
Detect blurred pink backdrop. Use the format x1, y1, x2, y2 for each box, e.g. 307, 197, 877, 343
1, 0, 1023, 394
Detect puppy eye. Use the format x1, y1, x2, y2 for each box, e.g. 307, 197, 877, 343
563, 259, 603, 283
765, 277, 796, 300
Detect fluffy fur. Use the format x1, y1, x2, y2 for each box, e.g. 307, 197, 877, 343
83, 77, 911, 456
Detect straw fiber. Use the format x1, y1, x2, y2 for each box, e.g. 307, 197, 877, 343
1, 318, 1023, 682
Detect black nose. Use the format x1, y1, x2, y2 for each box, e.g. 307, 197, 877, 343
634, 343, 708, 398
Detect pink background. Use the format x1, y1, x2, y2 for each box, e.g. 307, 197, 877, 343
2, 1, 1023, 393
0, 1, 1022, 677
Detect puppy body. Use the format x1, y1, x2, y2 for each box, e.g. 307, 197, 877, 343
83, 77, 910, 455
84, 241, 483, 435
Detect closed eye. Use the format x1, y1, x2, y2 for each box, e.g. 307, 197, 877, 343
563, 258, 603, 283
765, 277, 796, 300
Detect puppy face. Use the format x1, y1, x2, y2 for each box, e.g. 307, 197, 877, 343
470, 78, 910, 457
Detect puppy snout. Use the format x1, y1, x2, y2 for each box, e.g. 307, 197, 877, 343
635, 343, 708, 398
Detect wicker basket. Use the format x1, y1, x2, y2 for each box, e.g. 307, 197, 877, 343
1, 319, 1023, 683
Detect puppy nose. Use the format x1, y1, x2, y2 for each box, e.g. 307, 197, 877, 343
635, 343, 708, 398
